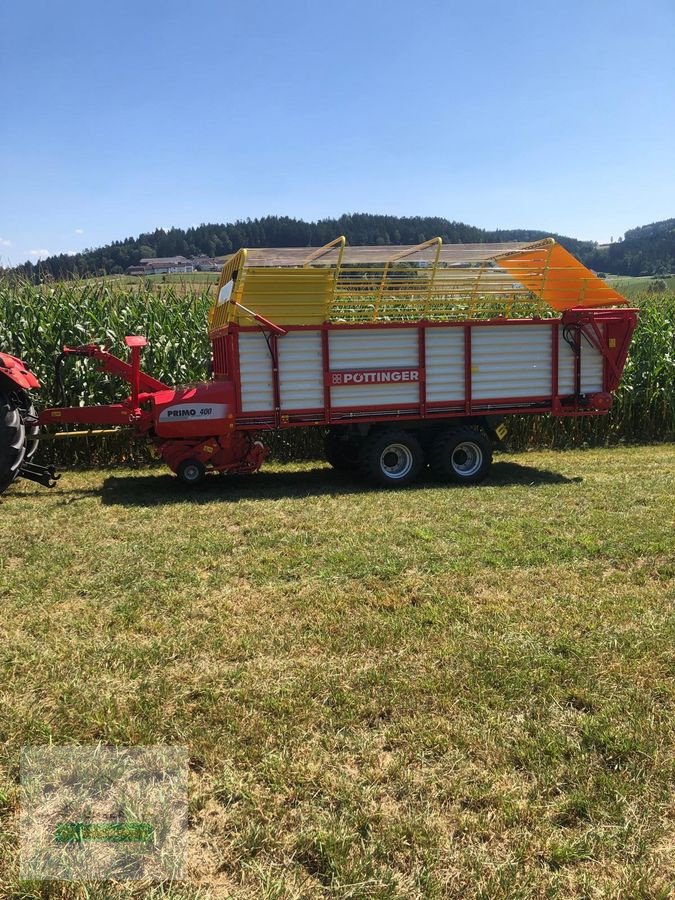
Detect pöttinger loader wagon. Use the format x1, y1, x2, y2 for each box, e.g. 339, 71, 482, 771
0, 236, 637, 492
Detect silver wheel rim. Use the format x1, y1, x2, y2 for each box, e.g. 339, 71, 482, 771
451, 441, 483, 477
380, 443, 414, 480
183, 464, 201, 483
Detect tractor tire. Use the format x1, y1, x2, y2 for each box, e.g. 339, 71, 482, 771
0, 393, 26, 495
359, 429, 424, 488
18, 393, 39, 464
177, 458, 206, 486
324, 429, 361, 473
429, 427, 492, 485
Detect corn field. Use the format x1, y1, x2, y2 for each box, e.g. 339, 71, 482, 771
0, 277, 673, 466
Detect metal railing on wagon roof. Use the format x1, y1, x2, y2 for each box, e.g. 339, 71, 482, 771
209, 236, 629, 332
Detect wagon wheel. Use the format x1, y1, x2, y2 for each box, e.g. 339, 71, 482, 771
324, 428, 361, 473
359, 429, 425, 488
429, 427, 492, 485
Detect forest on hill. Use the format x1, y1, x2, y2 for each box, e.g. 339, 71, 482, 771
8, 213, 675, 280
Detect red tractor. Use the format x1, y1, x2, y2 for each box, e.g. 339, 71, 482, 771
0, 237, 637, 494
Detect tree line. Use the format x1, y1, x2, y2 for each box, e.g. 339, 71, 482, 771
7, 213, 674, 280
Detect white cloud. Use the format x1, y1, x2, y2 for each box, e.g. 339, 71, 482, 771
29, 249, 50, 258
0, 237, 12, 247
74, 228, 84, 235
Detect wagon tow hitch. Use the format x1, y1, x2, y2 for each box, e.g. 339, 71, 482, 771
18, 461, 61, 488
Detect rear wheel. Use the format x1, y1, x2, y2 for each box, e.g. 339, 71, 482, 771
429, 427, 492, 485
359, 429, 424, 488
0, 393, 26, 494
18, 393, 39, 464
324, 429, 361, 473
177, 458, 206, 486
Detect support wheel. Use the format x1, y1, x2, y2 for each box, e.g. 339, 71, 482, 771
324, 429, 360, 473
177, 458, 206, 486
430, 427, 492, 485
359, 429, 424, 488
0, 392, 26, 494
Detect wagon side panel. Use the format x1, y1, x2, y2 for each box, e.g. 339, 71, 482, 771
471, 324, 553, 402
278, 331, 324, 412
238, 332, 274, 413
425, 327, 465, 405
328, 328, 421, 409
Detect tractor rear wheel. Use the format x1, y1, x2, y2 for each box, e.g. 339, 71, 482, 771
359, 429, 424, 488
18, 393, 39, 464
0, 393, 26, 495
429, 427, 492, 485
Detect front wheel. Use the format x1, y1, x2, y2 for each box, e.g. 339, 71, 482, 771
429, 427, 492, 485
359, 429, 424, 488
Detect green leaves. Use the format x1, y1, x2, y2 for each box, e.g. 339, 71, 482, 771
0, 279, 212, 407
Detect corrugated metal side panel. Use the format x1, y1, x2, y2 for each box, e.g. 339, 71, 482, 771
425, 328, 465, 403
558, 328, 604, 395
472, 325, 552, 399
329, 328, 420, 408
238, 333, 274, 412
278, 331, 324, 411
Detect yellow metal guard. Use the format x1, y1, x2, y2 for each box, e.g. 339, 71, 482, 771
209, 236, 627, 333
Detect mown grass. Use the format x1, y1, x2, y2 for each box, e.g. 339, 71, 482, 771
1, 444, 674, 898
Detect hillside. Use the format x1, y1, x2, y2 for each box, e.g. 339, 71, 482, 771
8, 213, 674, 280
585, 218, 675, 276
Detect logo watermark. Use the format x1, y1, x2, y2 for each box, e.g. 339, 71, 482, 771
20, 744, 188, 881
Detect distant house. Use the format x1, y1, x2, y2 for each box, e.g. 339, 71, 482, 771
138, 256, 195, 275
126, 255, 223, 276
192, 255, 221, 272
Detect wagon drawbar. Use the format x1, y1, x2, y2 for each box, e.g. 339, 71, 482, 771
0, 236, 637, 492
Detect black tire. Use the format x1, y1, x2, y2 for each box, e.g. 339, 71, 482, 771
0, 393, 26, 494
18, 393, 39, 464
358, 429, 425, 488
429, 427, 492, 485
177, 458, 206, 486
324, 429, 361, 473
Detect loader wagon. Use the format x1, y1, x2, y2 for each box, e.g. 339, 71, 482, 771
0, 236, 637, 492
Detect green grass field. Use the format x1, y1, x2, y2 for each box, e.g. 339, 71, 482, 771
607, 275, 675, 300
1, 444, 674, 898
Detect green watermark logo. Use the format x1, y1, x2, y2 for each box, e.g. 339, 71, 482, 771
55, 821, 154, 844
21, 745, 187, 881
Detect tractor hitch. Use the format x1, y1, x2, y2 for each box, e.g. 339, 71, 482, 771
18, 461, 61, 489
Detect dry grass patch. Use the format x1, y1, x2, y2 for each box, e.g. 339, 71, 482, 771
0, 445, 674, 898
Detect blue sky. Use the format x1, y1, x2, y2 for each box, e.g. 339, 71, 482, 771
1, 0, 673, 264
